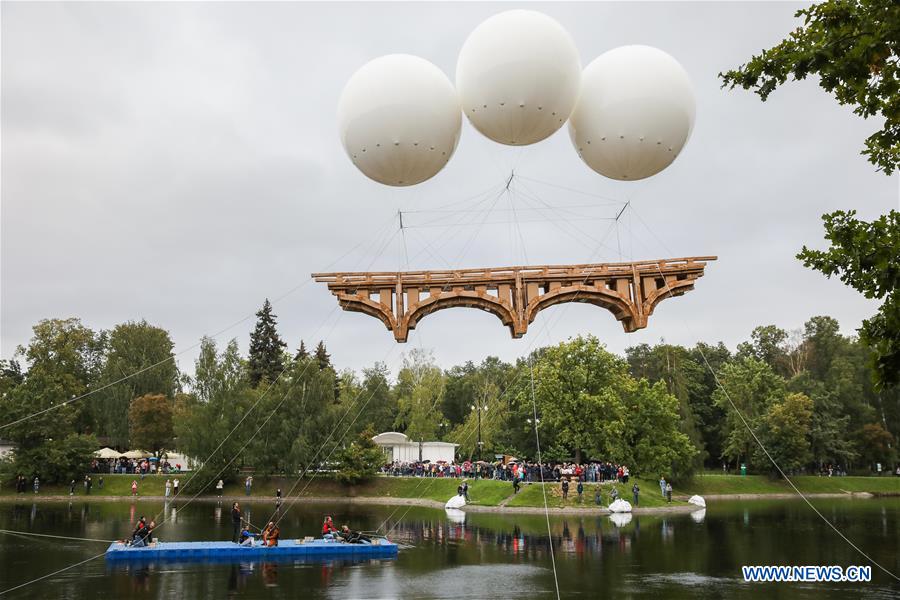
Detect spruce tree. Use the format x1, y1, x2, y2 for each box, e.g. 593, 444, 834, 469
248, 299, 286, 387
314, 341, 332, 371
294, 340, 309, 361
314, 341, 340, 401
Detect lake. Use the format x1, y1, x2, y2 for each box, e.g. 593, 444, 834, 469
0, 497, 897, 598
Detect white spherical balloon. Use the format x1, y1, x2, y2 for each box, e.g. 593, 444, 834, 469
569, 45, 696, 181
338, 54, 462, 187
456, 10, 581, 146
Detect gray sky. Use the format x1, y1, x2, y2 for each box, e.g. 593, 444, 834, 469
2, 1, 898, 379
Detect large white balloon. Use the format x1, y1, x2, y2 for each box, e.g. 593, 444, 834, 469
569, 45, 696, 181
337, 54, 462, 187
456, 10, 581, 146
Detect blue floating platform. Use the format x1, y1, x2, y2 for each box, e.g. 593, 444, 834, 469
106, 538, 398, 562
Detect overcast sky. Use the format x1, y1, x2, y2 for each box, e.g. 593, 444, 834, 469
2, 1, 898, 379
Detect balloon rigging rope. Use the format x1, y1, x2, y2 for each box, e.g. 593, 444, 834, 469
512, 174, 628, 205
270, 184, 514, 528
404, 186, 506, 266
380, 215, 622, 540
512, 179, 622, 259
377, 184, 542, 536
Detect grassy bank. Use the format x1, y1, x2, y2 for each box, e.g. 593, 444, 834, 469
679, 474, 900, 497
3, 473, 896, 507
505, 477, 680, 508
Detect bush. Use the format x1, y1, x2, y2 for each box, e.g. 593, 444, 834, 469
2, 434, 98, 484
335, 427, 383, 485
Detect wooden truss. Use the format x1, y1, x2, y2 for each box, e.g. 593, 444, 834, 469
313, 257, 716, 342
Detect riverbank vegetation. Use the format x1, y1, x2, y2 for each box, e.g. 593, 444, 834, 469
1, 474, 896, 508
0, 304, 897, 489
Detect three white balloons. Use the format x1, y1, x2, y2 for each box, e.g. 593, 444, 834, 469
568, 45, 696, 181
456, 10, 582, 146
337, 18, 697, 187
337, 54, 462, 187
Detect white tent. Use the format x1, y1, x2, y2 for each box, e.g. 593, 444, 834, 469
122, 450, 149, 459
93, 447, 122, 459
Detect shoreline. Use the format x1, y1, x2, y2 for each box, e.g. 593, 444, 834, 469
0, 490, 891, 515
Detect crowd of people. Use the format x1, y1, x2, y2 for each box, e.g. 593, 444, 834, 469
96, 457, 182, 475
380, 459, 635, 484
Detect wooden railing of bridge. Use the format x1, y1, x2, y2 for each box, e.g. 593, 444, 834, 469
312, 257, 716, 342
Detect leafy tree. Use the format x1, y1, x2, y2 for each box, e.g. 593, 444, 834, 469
335, 426, 384, 485
95, 320, 178, 447
713, 357, 787, 470
394, 348, 445, 449
756, 393, 815, 474
356, 363, 397, 434
449, 378, 502, 461
526, 336, 630, 465
248, 299, 286, 387
443, 361, 478, 427
244, 357, 336, 476
719, 0, 900, 173
1, 433, 98, 484
798, 212, 900, 388
128, 394, 174, 457
625, 343, 706, 468
686, 342, 731, 466
788, 372, 858, 469
721, 0, 900, 388
15, 318, 105, 430
175, 338, 253, 488
0, 319, 103, 481
0, 359, 23, 399
856, 422, 897, 469
736, 325, 791, 377
620, 379, 698, 478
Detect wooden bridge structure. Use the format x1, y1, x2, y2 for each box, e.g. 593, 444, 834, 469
313, 257, 716, 342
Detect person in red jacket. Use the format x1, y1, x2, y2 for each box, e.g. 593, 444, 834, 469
322, 515, 337, 538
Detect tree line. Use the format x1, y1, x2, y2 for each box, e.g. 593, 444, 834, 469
1, 294, 896, 484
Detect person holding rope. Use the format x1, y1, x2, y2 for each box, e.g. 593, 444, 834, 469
231, 502, 242, 543
262, 521, 280, 547
130, 516, 150, 547
239, 524, 255, 547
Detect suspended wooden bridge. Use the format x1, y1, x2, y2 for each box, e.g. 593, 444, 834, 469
313, 257, 716, 342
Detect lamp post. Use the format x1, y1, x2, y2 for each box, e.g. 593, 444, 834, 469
526, 417, 541, 478
471, 402, 488, 463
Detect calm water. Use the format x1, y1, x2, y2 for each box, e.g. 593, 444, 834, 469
0, 497, 898, 598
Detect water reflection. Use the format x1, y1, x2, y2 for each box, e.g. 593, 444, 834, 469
1, 499, 898, 599
609, 512, 632, 527
444, 509, 466, 524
